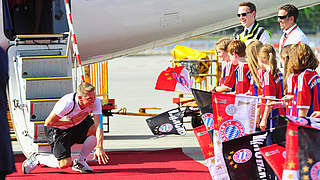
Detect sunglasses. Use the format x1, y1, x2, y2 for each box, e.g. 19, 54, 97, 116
237, 11, 252, 17
278, 15, 289, 19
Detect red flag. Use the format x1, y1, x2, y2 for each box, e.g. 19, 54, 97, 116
212, 92, 257, 137
212, 92, 258, 179
260, 144, 286, 179
193, 125, 214, 159
282, 121, 299, 180
155, 66, 193, 93
193, 125, 216, 179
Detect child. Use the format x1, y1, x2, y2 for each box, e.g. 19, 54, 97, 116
246, 40, 263, 96
280, 45, 292, 78
280, 44, 293, 94
257, 44, 285, 131
288, 43, 320, 117
211, 40, 242, 93
215, 37, 232, 86
212, 40, 250, 94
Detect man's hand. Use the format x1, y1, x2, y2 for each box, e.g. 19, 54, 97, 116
93, 147, 109, 164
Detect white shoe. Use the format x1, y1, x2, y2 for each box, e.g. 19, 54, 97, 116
72, 159, 93, 173
22, 153, 39, 174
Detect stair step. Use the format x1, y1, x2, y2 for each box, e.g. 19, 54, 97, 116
29, 99, 59, 122
16, 34, 65, 40
33, 121, 46, 143
17, 49, 64, 57
20, 56, 70, 78
25, 77, 73, 99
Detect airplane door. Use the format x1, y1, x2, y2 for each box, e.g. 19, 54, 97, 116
2, 0, 69, 40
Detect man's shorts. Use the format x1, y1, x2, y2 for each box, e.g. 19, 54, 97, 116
44, 116, 94, 160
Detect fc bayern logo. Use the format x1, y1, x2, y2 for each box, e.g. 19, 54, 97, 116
310, 161, 320, 180
219, 120, 245, 141
201, 113, 214, 130
233, 149, 252, 164
225, 104, 236, 116
159, 123, 173, 133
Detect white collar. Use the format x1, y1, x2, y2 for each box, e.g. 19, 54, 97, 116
283, 24, 297, 34
245, 23, 255, 32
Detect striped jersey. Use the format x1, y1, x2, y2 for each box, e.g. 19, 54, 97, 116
235, 63, 251, 94
291, 69, 320, 117
260, 69, 285, 129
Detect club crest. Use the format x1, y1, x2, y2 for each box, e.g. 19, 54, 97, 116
233, 149, 252, 164
310, 161, 320, 180
201, 113, 214, 130
219, 120, 245, 141
158, 123, 173, 132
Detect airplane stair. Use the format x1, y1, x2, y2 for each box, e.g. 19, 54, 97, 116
7, 34, 86, 158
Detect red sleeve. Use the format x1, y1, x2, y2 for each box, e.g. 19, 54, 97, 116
222, 63, 237, 89
263, 71, 276, 98
297, 72, 311, 108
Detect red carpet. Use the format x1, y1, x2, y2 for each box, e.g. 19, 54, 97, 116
7, 148, 211, 180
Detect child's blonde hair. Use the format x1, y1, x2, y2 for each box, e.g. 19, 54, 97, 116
246, 40, 263, 88
215, 37, 232, 51
258, 44, 278, 78
280, 44, 293, 93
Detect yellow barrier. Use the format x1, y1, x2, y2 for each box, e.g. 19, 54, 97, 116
171, 45, 221, 91
84, 61, 108, 103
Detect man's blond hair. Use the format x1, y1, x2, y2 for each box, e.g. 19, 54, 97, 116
77, 82, 95, 97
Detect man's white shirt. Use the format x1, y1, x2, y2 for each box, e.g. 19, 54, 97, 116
51, 93, 102, 130
279, 24, 309, 52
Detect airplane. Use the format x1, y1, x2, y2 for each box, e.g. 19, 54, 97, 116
1, 0, 320, 63
1, 0, 320, 160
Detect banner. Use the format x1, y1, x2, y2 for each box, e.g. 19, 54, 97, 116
212, 93, 257, 135
155, 66, 193, 93
260, 144, 286, 179
222, 131, 271, 180
211, 93, 258, 179
193, 125, 216, 180
193, 125, 215, 159
298, 126, 320, 180
191, 89, 213, 130
146, 108, 186, 135
282, 121, 299, 180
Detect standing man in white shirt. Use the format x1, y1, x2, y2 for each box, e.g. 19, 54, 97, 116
235, 2, 271, 46
278, 4, 309, 52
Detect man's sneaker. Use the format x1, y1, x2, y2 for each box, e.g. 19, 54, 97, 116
22, 153, 40, 174
72, 159, 93, 173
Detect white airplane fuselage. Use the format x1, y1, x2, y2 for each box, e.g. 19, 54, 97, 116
1, 0, 320, 64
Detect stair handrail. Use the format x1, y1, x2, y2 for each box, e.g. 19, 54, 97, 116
64, 0, 85, 83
